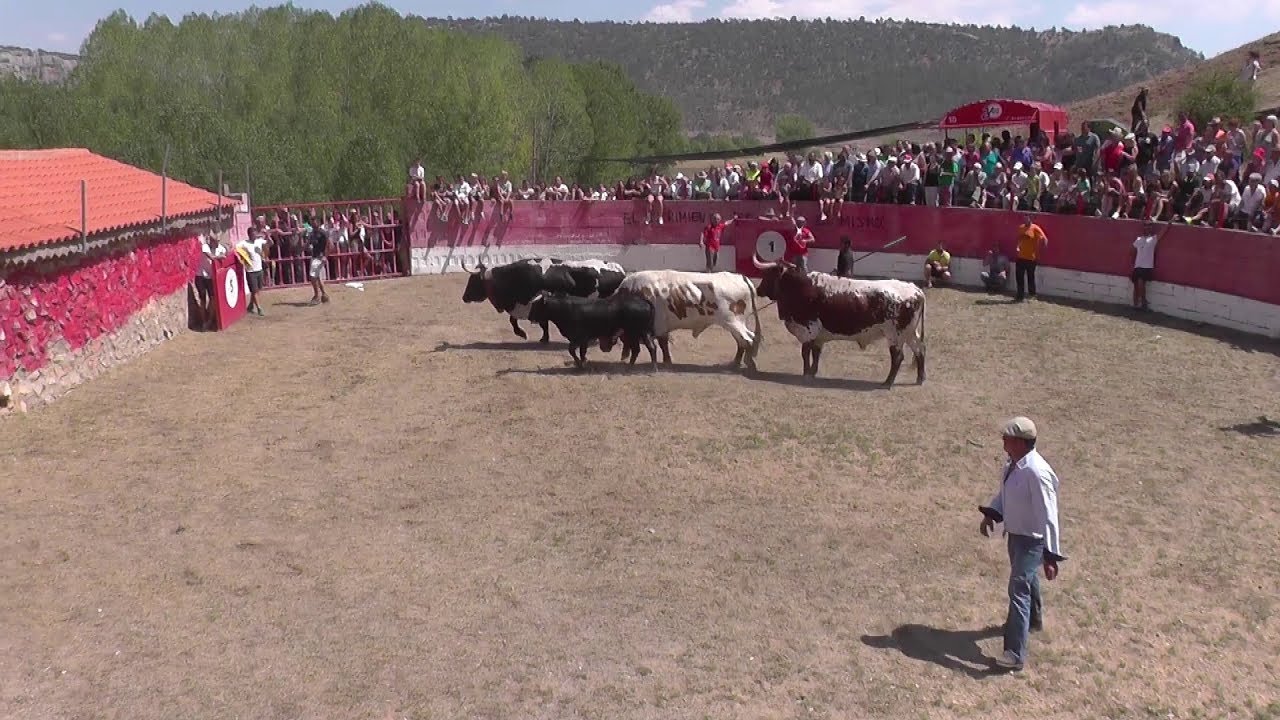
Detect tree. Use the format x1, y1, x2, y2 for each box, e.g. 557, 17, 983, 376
331, 130, 403, 200
527, 59, 593, 184
0, 6, 677, 203
1177, 73, 1259, 130
774, 114, 816, 143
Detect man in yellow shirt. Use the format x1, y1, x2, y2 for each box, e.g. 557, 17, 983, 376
1014, 214, 1048, 302
923, 239, 952, 288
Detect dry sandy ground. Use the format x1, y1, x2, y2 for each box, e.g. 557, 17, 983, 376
2, 274, 1279, 720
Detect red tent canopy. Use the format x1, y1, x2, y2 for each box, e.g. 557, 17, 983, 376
938, 99, 1068, 136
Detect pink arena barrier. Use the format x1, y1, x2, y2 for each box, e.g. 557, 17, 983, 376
404, 197, 1280, 337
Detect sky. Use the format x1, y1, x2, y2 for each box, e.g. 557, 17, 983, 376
3, 0, 1278, 58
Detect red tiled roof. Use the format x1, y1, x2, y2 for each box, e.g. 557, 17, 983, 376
0, 148, 235, 253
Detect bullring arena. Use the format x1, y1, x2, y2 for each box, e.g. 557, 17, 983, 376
3, 178, 1280, 717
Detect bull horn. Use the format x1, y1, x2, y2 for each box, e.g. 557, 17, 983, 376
460, 252, 485, 275
752, 253, 776, 270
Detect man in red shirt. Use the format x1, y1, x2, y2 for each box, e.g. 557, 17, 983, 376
785, 216, 815, 271
1175, 112, 1196, 166
700, 213, 735, 272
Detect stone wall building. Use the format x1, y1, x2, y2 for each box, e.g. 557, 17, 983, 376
1, 149, 235, 416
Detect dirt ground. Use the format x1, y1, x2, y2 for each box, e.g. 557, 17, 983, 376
2, 274, 1279, 720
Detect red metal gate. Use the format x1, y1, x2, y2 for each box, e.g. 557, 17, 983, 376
249, 198, 407, 290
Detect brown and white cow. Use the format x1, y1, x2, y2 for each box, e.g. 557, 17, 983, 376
612, 270, 763, 369
752, 256, 926, 387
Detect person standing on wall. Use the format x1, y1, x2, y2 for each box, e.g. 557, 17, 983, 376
979, 416, 1065, 672
700, 213, 734, 272
1131, 218, 1173, 311
307, 214, 331, 306
236, 226, 270, 317
1014, 214, 1047, 302
785, 216, 815, 272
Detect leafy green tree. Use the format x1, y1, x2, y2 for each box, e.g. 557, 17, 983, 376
527, 59, 593, 183
1177, 73, 1259, 129
0, 6, 679, 203
331, 130, 403, 200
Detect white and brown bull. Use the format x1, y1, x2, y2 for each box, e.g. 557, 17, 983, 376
752, 256, 926, 387
611, 270, 763, 370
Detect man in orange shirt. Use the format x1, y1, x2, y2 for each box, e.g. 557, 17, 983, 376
1014, 214, 1048, 302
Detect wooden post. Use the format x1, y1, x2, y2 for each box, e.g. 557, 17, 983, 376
161, 145, 171, 232
217, 170, 224, 226
80, 180, 88, 255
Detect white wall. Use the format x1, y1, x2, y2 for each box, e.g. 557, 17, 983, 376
413, 243, 1279, 338
804, 248, 1280, 338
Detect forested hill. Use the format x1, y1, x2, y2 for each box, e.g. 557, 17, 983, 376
436, 17, 1201, 134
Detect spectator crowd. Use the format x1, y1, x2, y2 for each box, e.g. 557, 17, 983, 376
405, 52, 1279, 236
249, 203, 405, 287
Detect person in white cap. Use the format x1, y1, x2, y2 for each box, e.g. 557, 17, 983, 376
979, 416, 1065, 671
1235, 172, 1268, 230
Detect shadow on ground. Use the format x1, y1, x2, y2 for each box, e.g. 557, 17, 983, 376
432, 340, 568, 352
1220, 416, 1280, 437
861, 624, 1003, 679
496, 361, 893, 391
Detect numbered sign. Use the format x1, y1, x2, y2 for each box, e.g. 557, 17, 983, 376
223, 266, 240, 310
755, 230, 785, 262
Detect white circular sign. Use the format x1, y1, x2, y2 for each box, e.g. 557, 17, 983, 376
224, 269, 239, 309
755, 230, 786, 262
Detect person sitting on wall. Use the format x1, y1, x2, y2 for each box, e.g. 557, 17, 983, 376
981, 245, 1010, 293
923, 240, 952, 289
408, 159, 427, 203
835, 237, 856, 278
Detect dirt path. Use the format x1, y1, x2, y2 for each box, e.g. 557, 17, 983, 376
2, 275, 1278, 719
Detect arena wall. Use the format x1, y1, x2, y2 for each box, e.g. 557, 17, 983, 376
405, 199, 1280, 338
1, 234, 201, 415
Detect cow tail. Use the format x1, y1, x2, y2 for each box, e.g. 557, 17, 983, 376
918, 292, 927, 346
745, 274, 763, 357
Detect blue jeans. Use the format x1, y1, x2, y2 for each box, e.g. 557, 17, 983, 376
1004, 534, 1045, 664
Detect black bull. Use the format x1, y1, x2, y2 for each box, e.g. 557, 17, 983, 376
529, 294, 658, 369
461, 258, 626, 343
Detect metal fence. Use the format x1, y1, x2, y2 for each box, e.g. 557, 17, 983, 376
249, 198, 407, 290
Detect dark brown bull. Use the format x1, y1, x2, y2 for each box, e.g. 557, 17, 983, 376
752, 255, 927, 387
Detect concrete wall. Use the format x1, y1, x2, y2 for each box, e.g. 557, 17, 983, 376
1, 234, 201, 415
403, 199, 1280, 338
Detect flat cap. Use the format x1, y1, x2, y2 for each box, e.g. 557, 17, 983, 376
1002, 416, 1038, 440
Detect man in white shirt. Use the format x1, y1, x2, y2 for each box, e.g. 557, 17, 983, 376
235, 227, 270, 317
409, 159, 426, 202
454, 175, 473, 223
1008, 162, 1029, 210
496, 171, 515, 222
1264, 148, 1280, 186
979, 416, 1065, 672
1131, 218, 1172, 310
1235, 172, 1268, 230
898, 155, 921, 204
196, 234, 228, 329
1240, 50, 1261, 85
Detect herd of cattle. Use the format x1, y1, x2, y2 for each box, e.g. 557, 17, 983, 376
460, 253, 927, 386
